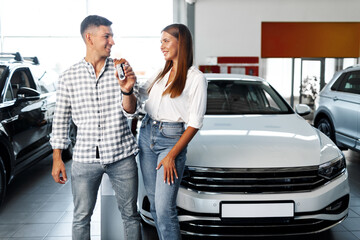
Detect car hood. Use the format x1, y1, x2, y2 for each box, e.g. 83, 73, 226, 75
186, 114, 341, 168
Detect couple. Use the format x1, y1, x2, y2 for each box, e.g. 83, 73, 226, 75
50, 15, 207, 240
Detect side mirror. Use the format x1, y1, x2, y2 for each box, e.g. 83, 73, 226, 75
295, 104, 311, 116
16, 87, 41, 101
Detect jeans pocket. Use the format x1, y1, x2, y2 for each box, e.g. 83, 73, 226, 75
160, 125, 184, 139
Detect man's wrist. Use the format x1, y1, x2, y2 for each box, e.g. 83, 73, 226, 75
121, 88, 134, 96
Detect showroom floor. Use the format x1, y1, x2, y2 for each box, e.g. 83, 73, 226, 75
0, 150, 359, 240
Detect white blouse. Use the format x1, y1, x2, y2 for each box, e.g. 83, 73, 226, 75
139, 66, 208, 129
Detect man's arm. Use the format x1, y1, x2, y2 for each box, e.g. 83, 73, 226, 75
121, 92, 137, 114
50, 74, 71, 184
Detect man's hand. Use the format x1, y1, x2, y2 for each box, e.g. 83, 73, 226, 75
114, 58, 137, 93
52, 149, 67, 184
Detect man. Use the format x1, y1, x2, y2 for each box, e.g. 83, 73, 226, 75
50, 15, 140, 240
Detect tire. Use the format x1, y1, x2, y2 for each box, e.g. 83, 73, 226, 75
316, 118, 335, 143
62, 122, 77, 161
0, 156, 7, 209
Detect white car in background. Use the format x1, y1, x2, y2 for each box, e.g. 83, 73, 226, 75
138, 73, 349, 238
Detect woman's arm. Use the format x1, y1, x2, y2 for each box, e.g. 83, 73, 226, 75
156, 126, 198, 184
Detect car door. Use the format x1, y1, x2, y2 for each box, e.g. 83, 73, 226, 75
331, 71, 360, 149
3, 67, 49, 168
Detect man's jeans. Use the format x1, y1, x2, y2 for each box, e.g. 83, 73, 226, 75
138, 115, 187, 240
71, 155, 141, 240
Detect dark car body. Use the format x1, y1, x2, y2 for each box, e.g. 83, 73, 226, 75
0, 52, 62, 207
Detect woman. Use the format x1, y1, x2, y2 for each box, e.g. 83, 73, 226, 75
138, 23, 207, 240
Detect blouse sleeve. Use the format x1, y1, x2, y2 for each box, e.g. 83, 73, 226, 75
187, 73, 208, 129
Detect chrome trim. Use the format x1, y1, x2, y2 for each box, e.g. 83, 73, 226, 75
186, 166, 319, 173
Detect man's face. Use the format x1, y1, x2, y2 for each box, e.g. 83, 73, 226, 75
88, 25, 115, 58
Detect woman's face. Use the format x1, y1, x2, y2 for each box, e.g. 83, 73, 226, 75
160, 31, 178, 62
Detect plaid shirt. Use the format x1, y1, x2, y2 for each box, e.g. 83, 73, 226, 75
50, 58, 139, 164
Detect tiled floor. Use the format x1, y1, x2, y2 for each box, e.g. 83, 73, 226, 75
0, 150, 359, 240
0, 155, 100, 240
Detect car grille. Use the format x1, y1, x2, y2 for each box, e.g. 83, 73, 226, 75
181, 166, 328, 193
179, 217, 345, 238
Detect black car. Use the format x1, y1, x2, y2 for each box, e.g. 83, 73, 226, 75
0, 52, 74, 207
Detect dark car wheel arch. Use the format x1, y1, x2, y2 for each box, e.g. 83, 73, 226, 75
315, 114, 336, 143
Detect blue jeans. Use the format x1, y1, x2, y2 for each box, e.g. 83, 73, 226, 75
71, 155, 141, 240
139, 115, 187, 240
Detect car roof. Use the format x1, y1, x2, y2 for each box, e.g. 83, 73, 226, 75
204, 73, 266, 82
344, 64, 360, 70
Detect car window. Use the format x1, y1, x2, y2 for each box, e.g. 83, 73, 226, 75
338, 71, 360, 94
330, 73, 345, 91
206, 80, 293, 115
10, 68, 36, 98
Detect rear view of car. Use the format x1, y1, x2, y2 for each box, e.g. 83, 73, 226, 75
138, 74, 349, 238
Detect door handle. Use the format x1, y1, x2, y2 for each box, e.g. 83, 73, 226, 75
333, 96, 338, 101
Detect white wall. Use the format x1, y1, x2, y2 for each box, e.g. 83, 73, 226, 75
194, 0, 360, 66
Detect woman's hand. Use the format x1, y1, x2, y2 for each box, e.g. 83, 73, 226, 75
114, 58, 136, 93
156, 126, 199, 185
156, 155, 178, 185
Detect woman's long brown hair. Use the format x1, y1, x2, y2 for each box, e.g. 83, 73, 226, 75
148, 24, 193, 98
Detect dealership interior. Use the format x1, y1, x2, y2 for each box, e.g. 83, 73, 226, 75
1, 0, 360, 239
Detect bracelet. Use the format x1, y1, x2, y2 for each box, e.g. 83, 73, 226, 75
121, 88, 133, 96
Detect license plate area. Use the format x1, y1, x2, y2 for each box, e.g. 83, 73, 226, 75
220, 201, 294, 219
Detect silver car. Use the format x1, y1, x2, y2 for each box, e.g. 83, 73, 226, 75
138, 73, 349, 238
314, 65, 360, 152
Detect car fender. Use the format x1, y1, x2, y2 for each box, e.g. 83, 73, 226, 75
314, 105, 335, 128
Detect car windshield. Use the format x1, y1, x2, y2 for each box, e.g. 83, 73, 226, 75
206, 80, 293, 115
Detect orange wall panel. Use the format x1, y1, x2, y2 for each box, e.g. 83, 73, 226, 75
261, 22, 360, 58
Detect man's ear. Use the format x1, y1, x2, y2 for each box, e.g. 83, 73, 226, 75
85, 33, 92, 44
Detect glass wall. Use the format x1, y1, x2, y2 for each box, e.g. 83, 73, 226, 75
0, 0, 173, 77
261, 57, 359, 107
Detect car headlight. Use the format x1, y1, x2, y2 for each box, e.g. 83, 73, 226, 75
318, 154, 346, 180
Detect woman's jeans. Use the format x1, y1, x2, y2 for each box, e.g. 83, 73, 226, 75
71, 155, 141, 240
139, 115, 187, 240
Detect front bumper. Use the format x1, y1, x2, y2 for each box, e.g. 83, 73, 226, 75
139, 171, 349, 237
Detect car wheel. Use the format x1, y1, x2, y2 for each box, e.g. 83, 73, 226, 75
62, 122, 77, 161
0, 156, 7, 208
317, 118, 335, 142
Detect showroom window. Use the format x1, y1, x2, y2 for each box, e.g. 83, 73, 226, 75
0, 0, 173, 77
263, 57, 359, 107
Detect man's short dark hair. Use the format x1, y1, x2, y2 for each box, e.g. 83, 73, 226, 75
80, 15, 112, 38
